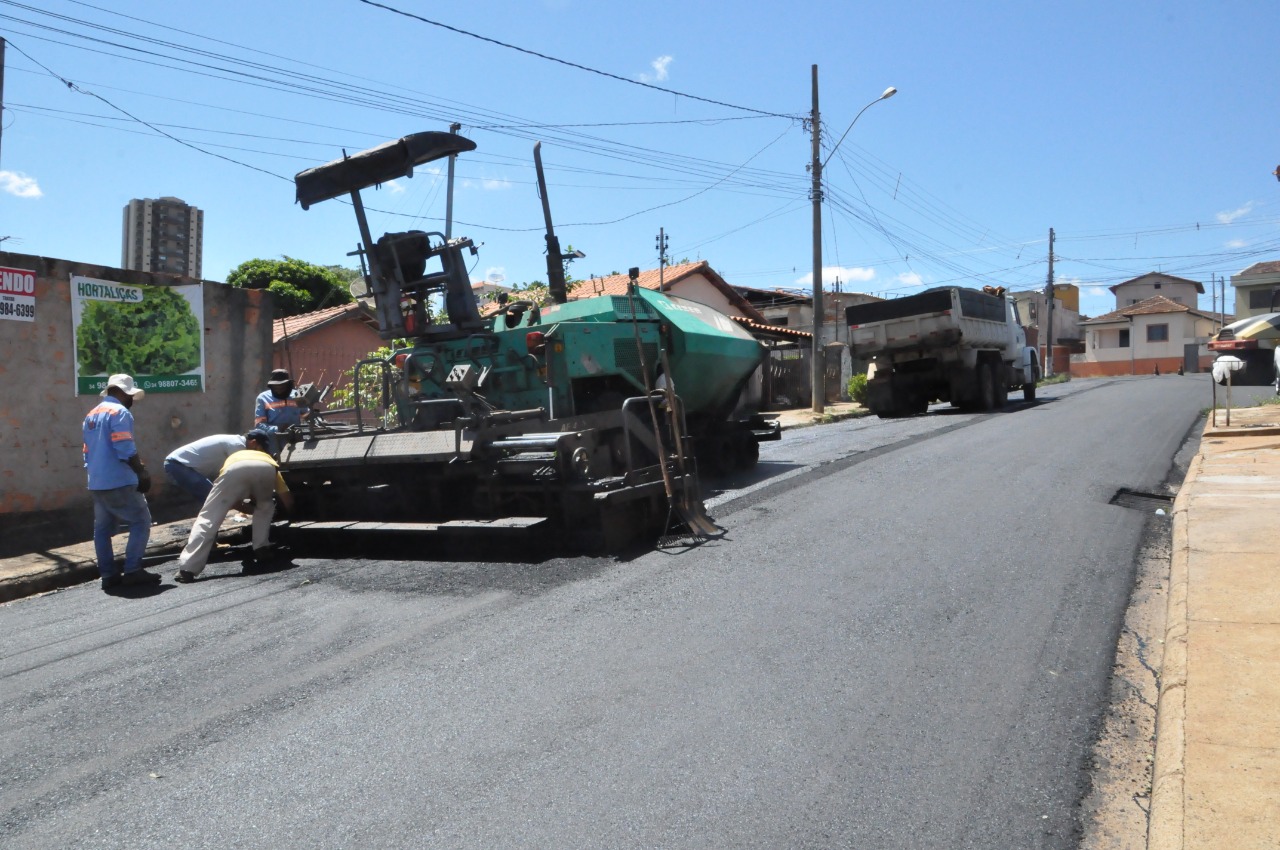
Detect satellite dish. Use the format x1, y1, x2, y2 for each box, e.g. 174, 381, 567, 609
350, 278, 370, 299
487, 272, 506, 285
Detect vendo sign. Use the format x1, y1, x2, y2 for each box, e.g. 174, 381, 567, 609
0, 266, 37, 323
0, 266, 36, 296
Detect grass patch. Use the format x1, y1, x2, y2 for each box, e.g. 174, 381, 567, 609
1038, 372, 1071, 387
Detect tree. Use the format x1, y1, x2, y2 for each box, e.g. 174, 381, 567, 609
226, 257, 354, 317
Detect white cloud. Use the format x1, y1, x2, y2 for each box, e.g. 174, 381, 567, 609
1216, 201, 1257, 224
385, 180, 406, 195
481, 177, 512, 191
896, 272, 923, 288
639, 55, 674, 83
1226, 238, 1246, 249
0, 171, 42, 198
794, 265, 876, 287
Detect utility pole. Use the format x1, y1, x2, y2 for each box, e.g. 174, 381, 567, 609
810, 64, 825, 414
1044, 227, 1055, 378
656, 227, 668, 289
1, 37, 7, 170
1211, 272, 1217, 330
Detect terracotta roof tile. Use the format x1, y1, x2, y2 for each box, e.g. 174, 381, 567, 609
482, 261, 767, 322
1082, 294, 1211, 324
273, 301, 376, 344
1240, 261, 1280, 277
731, 315, 812, 340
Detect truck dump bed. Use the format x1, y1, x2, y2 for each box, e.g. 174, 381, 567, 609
846, 287, 1013, 358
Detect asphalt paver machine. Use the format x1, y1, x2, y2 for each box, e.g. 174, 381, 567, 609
280, 131, 778, 551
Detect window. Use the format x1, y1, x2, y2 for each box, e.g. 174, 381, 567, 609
1154, 282, 1162, 289
1250, 289, 1280, 310
1119, 328, 1130, 348
1147, 324, 1169, 342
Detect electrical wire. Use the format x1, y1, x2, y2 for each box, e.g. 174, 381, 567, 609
354, 0, 798, 120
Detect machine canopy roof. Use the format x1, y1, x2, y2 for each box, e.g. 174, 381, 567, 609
295, 132, 477, 209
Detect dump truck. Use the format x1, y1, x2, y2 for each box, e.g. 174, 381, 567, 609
845, 286, 1041, 417
1208, 312, 1280, 387
276, 131, 778, 551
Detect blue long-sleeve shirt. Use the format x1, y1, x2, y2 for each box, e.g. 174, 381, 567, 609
83, 398, 139, 491
253, 389, 305, 434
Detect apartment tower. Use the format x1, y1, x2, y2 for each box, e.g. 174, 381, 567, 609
121, 196, 204, 278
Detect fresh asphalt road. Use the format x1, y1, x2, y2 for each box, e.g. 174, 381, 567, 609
0, 375, 1266, 849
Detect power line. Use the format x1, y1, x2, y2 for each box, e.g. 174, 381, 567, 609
2, 38, 290, 182
355, 0, 798, 120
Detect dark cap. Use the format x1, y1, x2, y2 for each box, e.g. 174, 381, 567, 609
245, 429, 272, 446
267, 369, 293, 388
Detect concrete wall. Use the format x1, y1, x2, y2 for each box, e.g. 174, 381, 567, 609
1070, 354, 1213, 377
0, 251, 273, 556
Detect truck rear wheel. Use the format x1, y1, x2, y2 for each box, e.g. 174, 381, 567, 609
977, 362, 997, 411
994, 372, 1009, 408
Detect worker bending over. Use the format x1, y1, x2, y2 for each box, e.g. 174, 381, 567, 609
173, 429, 294, 584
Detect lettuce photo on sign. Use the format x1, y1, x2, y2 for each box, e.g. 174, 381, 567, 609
77, 286, 201, 376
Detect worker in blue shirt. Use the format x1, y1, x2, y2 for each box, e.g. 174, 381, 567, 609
253, 369, 314, 453
82, 374, 161, 590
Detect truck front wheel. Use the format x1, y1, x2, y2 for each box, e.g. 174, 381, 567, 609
1023, 382, 1037, 402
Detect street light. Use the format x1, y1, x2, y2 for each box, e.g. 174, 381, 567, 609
811, 75, 897, 414
823, 87, 898, 169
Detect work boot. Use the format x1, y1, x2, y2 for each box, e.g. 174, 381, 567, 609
242, 544, 287, 574
173, 570, 196, 584
101, 573, 123, 591
120, 569, 162, 586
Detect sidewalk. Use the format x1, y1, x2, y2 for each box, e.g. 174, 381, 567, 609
0, 405, 866, 604
0, 515, 253, 604
1150, 403, 1280, 849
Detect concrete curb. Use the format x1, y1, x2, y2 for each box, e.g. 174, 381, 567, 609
1148, 445, 1200, 850
773, 406, 868, 431
0, 522, 249, 604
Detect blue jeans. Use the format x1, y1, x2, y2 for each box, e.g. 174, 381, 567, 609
164, 458, 214, 502
92, 486, 152, 577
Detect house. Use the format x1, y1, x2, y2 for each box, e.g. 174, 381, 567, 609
1009, 283, 1082, 345
1110, 271, 1203, 308
1073, 295, 1220, 377
273, 301, 383, 392
471, 279, 512, 306
568, 261, 768, 322
1229, 261, 1280, 319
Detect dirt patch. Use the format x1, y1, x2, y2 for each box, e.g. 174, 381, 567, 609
1079, 517, 1168, 849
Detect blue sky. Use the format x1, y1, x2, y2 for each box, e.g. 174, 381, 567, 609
1, 0, 1277, 318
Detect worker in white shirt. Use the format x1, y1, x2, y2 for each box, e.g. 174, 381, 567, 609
163, 433, 247, 502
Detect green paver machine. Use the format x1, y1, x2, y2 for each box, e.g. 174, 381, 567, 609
280, 131, 778, 551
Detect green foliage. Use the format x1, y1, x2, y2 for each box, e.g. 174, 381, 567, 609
226, 256, 353, 317
1037, 372, 1071, 386
329, 342, 404, 412
265, 280, 312, 315
485, 248, 583, 309
77, 286, 201, 376
846, 372, 869, 405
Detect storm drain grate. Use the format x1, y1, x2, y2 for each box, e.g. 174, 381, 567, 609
1109, 488, 1175, 512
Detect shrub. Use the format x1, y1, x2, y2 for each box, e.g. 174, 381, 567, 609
846, 373, 869, 405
